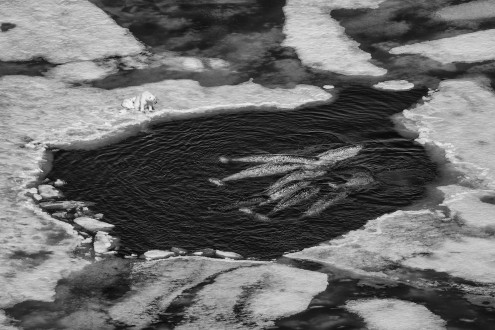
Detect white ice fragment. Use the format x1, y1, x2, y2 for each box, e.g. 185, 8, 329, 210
74, 217, 115, 233
373, 80, 414, 91
346, 299, 446, 330
283, 0, 387, 76
390, 29, 495, 64
215, 250, 243, 260
53, 179, 66, 187
142, 250, 176, 261
323, 85, 334, 90
93, 231, 118, 254
0, 0, 144, 63
37, 184, 62, 200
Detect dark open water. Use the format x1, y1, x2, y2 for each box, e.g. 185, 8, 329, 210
49, 86, 435, 259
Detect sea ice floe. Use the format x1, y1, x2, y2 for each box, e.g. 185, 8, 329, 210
435, 0, 495, 22
346, 299, 446, 330
283, 0, 387, 76
286, 208, 495, 286
396, 78, 495, 188
373, 80, 414, 91
0, 75, 330, 309
0, 0, 144, 63
175, 263, 327, 329
390, 29, 495, 64
108, 257, 261, 328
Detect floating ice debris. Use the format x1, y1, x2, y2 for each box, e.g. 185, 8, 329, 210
171, 247, 188, 256
53, 179, 66, 187
74, 217, 115, 233
93, 231, 119, 255
389, 29, 495, 64
316, 145, 363, 164
272, 186, 321, 214
215, 250, 243, 260
208, 178, 224, 186
305, 191, 348, 217
222, 164, 302, 182
268, 181, 311, 203
37, 184, 63, 200
267, 169, 327, 194
373, 80, 414, 91
323, 85, 334, 90
239, 208, 271, 222
121, 91, 157, 112
39, 200, 96, 211
227, 154, 318, 165
142, 250, 175, 261
193, 248, 216, 258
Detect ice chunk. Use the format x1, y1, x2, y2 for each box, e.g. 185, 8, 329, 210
74, 217, 115, 233
93, 231, 118, 254
346, 299, 446, 330
283, 0, 387, 76
176, 264, 327, 329
0, 0, 144, 63
37, 184, 62, 200
373, 80, 414, 91
390, 29, 495, 64
436, 1, 495, 21
142, 250, 175, 260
